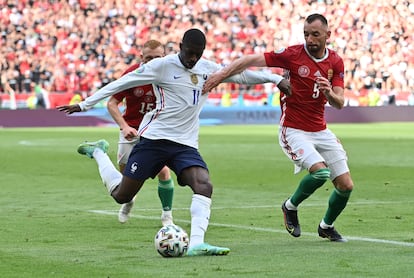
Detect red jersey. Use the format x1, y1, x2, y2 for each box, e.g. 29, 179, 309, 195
264, 44, 344, 131
112, 64, 156, 128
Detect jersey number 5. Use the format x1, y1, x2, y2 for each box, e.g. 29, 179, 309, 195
312, 82, 320, 99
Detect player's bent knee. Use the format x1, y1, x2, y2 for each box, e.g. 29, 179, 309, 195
157, 167, 171, 180
110, 187, 134, 204
336, 183, 353, 192
333, 173, 354, 191
111, 193, 134, 204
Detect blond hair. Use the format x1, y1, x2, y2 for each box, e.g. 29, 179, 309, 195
143, 40, 163, 50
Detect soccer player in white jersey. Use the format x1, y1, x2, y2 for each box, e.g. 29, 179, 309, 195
58, 28, 291, 256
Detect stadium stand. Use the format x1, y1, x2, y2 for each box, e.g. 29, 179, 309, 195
0, 0, 413, 109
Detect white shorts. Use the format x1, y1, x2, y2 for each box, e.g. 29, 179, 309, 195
279, 126, 349, 180
117, 130, 139, 165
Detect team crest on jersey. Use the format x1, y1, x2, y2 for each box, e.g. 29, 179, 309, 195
133, 88, 145, 97
144, 92, 155, 102
274, 47, 285, 54
327, 69, 333, 81
298, 65, 310, 77
191, 74, 198, 85
203, 74, 208, 80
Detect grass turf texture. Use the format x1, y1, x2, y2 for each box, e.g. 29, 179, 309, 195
1, 123, 413, 277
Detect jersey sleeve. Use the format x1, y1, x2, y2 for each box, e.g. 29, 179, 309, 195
203, 59, 223, 73
78, 62, 161, 111
264, 48, 292, 68
225, 69, 283, 85
330, 54, 345, 88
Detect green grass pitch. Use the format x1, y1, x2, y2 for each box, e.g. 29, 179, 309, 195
1, 123, 413, 277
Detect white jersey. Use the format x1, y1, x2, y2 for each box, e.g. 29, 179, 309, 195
79, 54, 283, 149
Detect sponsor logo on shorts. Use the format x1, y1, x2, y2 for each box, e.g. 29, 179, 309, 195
130, 162, 138, 174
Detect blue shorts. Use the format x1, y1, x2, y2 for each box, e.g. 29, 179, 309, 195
123, 137, 208, 185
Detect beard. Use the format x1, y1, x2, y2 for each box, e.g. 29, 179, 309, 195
306, 44, 320, 54
305, 43, 324, 58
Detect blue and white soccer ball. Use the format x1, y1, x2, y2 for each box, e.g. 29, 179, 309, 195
154, 224, 189, 257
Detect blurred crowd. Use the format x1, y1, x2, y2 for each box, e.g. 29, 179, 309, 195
1, 0, 414, 108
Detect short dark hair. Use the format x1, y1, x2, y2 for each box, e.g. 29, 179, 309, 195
305, 13, 328, 27
182, 28, 206, 48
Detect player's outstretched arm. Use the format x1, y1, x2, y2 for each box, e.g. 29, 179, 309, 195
203, 54, 266, 94
59, 69, 155, 114
219, 67, 291, 97
56, 104, 81, 114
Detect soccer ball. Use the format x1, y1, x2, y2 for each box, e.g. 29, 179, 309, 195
154, 224, 189, 257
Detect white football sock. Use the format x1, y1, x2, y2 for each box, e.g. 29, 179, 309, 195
285, 198, 297, 210
320, 219, 334, 229
189, 194, 211, 248
93, 148, 122, 193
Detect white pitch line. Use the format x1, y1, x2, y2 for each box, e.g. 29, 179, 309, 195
18, 140, 55, 146
87, 200, 414, 212
89, 210, 414, 247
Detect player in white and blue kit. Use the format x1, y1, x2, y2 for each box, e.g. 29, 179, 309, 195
58, 28, 291, 256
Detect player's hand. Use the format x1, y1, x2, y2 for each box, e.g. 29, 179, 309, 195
56, 104, 81, 114
202, 72, 225, 94
121, 126, 138, 141
277, 79, 292, 96
316, 76, 332, 97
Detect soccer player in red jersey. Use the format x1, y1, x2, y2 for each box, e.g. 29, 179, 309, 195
107, 40, 174, 225
203, 14, 354, 242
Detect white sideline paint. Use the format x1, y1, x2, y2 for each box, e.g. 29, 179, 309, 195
90, 200, 414, 212
89, 209, 414, 247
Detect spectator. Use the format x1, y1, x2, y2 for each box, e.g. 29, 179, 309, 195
0, 1, 413, 107
21, 70, 33, 94
0, 70, 17, 109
